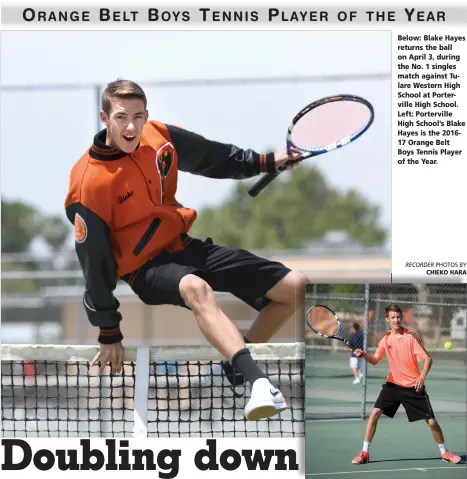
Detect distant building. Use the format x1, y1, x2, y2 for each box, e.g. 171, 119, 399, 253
2, 248, 391, 345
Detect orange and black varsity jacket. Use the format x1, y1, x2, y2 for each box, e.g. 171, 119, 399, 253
65, 121, 276, 344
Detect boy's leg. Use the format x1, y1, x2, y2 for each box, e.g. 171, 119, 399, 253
127, 254, 263, 375
178, 273, 288, 420
180, 239, 307, 419
193, 240, 308, 419
198, 240, 307, 343
125, 246, 287, 420
193, 239, 306, 393
426, 419, 462, 463
352, 384, 400, 464
364, 408, 383, 443
244, 271, 307, 343
351, 408, 383, 464
427, 418, 445, 445
401, 388, 462, 464
179, 274, 245, 360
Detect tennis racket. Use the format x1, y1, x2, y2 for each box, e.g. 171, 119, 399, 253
248, 94, 375, 197
306, 305, 356, 350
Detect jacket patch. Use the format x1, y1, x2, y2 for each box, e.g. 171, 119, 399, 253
155, 142, 175, 203
74, 213, 87, 243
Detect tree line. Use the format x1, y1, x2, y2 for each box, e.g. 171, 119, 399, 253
2, 165, 387, 260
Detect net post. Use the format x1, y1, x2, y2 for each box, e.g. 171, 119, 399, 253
361, 283, 370, 420
133, 346, 150, 438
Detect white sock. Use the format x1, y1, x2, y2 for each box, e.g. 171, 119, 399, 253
438, 443, 446, 454
363, 441, 371, 452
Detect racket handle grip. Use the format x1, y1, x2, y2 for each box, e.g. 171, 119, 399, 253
248, 159, 298, 197
248, 172, 279, 197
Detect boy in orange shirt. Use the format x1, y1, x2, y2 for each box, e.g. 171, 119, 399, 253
351, 304, 461, 465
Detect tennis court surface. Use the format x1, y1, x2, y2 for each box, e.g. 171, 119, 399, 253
1, 343, 304, 438
306, 417, 466, 477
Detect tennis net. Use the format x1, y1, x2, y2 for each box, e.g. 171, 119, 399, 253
1, 343, 304, 438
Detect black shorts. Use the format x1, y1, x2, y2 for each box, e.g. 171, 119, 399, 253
123, 237, 291, 311
374, 382, 435, 422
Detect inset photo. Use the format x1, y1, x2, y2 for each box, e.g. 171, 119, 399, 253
305, 283, 466, 477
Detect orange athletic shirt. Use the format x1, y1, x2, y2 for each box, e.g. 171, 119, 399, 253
375, 328, 430, 387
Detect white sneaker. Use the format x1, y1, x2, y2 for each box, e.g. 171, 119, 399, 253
244, 378, 288, 421
352, 377, 361, 384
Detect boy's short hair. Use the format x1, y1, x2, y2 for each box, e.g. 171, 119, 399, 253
102, 79, 147, 115
385, 303, 402, 317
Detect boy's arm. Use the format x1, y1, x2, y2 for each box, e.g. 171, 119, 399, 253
65, 202, 123, 345
168, 124, 274, 178
355, 339, 385, 365
164, 124, 300, 179
359, 349, 384, 365
412, 333, 432, 391
414, 357, 433, 392
419, 356, 433, 378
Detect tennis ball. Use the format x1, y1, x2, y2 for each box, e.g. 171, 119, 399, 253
444, 341, 453, 351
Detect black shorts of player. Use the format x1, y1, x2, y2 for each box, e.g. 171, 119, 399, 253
123, 236, 291, 311
374, 382, 436, 422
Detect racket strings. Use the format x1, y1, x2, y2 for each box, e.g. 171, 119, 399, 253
291, 101, 372, 150
307, 307, 339, 337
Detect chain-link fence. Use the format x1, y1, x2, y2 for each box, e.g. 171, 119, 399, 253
305, 283, 467, 421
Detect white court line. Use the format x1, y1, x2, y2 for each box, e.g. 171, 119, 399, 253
305, 466, 466, 476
